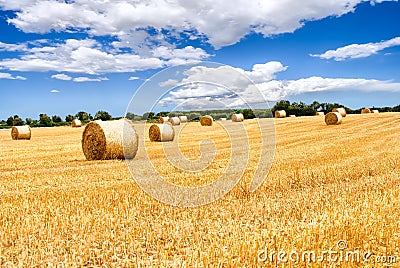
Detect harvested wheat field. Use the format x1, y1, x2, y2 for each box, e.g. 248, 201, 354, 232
1, 113, 400, 266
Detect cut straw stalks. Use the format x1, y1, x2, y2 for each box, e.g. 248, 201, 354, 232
332, 108, 347, 117
231, 113, 244, 122
325, 112, 343, 125
11, 125, 31, 140
200, 115, 213, 126
81, 119, 138, 160
149, 123, 175, 142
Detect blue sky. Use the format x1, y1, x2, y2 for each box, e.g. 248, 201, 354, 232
0, 0, 400, 120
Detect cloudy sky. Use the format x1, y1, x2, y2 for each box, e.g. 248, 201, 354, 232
0, 0, 399, 119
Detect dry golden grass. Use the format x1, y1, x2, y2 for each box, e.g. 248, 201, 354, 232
1, 113, 400, 266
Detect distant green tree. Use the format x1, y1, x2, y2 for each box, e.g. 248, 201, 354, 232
94, 110, 112, 121
242, 109, 256, 119
6, 116, 13, 126
65, 114, 75, 122
25, 118, 33, 125
189, 112, 201, 121
126, 112, 142, 121
75, 111, 90, 123
141, 112, 155, 120
156, 111, 169, 117
52, 115, 62, 123
39, 114, 53, 127
125, 112, 135, 121
13, 115, 24, 126
273, 100, 291, 113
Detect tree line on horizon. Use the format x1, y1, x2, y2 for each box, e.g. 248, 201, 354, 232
2, 100, 400, 128
0, 110, 113, 128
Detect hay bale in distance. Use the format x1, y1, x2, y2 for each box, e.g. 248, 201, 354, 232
289, 115, 296, 118
361, 108, 371, 114
231, 113, 244, 122
275, 110, 286, 118
332, 108, 346, 117
11, 125, 31, 140
325, 112, 343, 125
149, 123, 175, 142
371, 109, 379, 114
168, 116, 181, 126
200, 115, 213, 126
158, 117, 169, 124
220, 118, 227, 121
81, 119, 138, 160
72, 119, 82, 127
178, 116, 188, 123
316, 112, 324, 116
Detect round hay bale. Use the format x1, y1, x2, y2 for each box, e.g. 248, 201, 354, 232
371, 109, 379, 114
361, 108, 371, 114
158, 117, 169, 124
178, 115, 188, 123
149, 123, 175, 142
332, 108, 346, 117
325, 112, 343, 125
200, 115, 213, 126
289, 115, 296, 118
220, 117, 227, 121
82, 119, 138, 160
168, 116, 181, 126
231, 113, 244, 122
275, 110, 286, 118
11, 125, 31, 140
316, 112, 324, 116
72, 119, 82, 127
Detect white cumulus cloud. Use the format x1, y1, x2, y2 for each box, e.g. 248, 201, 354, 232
156, 62, 400, 110
311, 36, 400, 61
0, 72, 26, 80
1, 0, 396, 49
0, 39, 210, 74
51, 73, 72, 80
73, 76, 109, 82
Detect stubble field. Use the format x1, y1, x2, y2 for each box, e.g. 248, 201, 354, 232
0, 113, 399, 267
